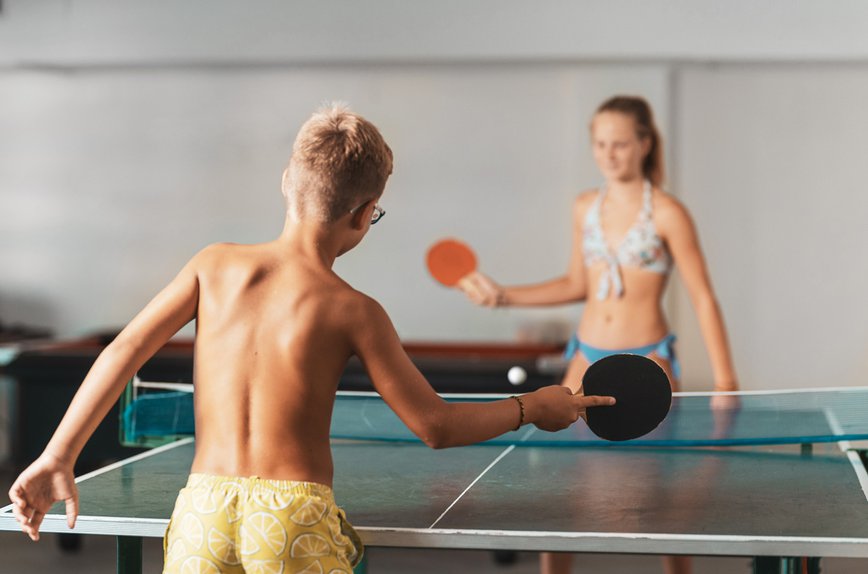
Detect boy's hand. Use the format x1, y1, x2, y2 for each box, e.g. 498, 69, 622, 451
524, 385, 616, 432
8, 452, 79, 541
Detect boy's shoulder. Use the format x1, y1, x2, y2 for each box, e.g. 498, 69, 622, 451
318, 276, 391, 338
195, 241, 244, 259
185, 242, 244, 270
188, 242, 284, 275
331, 283, 387, 323
187, 241, 389, 318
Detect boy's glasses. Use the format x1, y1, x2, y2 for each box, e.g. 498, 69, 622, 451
370, 204, 386, 225
350, 202, 386, 225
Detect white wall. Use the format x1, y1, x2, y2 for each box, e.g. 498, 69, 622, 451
0, 64, 670, 341
3, 0, 868, 64
672, 65, 868, 390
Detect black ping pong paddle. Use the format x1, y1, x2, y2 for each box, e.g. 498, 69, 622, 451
581, 354, 672, 441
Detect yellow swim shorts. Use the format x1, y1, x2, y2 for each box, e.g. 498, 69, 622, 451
163, 473, 363, 574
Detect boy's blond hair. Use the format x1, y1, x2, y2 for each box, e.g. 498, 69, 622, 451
283, 104, 393, 222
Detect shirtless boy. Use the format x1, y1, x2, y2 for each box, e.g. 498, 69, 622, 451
8, 104, 614, 573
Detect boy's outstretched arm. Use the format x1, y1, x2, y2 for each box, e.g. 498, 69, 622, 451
8, 249, 206, 541
349, 296, 614, 448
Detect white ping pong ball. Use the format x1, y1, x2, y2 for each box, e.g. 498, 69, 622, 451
507, 366, 527, 386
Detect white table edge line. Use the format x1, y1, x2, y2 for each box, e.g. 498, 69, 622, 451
355, 527, 868, 544
73, 437, 194, 483
133, 387, 868, 399
428, 444, 516, 529
844, 449, 868, 503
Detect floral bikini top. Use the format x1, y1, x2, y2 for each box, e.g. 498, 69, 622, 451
582, 180, 672, 300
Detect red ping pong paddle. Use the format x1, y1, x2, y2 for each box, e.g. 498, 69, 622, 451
426, 239, 478, 287
581, 354, 672, 441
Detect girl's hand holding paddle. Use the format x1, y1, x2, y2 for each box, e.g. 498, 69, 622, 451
424, 238, 505, 307
458, 271, 505, 307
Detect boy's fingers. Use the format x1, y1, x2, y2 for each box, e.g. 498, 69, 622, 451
18, 510, 45, 541
572, 396, 616, 422
65, 495, 79, 529
575, 394, 616, 407
11, 502, 28, 524
8, 484, 28, 509
29, 510, 45, 531
11, 498, 36, 523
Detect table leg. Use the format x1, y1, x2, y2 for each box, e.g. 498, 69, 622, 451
753, 556, 821, 574
117, 536, 143, 574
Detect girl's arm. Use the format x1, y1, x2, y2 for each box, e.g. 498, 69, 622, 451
659, 197, 738, 391
459, 194, 592, 307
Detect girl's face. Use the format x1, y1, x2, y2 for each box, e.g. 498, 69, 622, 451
590, 111, 649, 183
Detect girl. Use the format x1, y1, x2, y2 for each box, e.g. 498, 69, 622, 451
459, 95, 739, 574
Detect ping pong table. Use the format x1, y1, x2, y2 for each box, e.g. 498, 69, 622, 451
3, 390, 868, 574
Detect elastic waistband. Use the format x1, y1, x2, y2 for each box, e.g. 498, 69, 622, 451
186, 473, 335, 502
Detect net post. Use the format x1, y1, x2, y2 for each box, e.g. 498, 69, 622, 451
119, 377, 135, 445
116, 535, 143, 574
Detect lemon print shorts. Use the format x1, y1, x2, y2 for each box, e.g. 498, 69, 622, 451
163, 474, 363, 574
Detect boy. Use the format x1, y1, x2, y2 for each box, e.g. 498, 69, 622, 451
8, 105, 614, 573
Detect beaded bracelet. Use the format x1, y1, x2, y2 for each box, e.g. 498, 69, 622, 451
511, 395, 525, 430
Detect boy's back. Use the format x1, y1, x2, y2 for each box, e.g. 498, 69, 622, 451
191, 240, 361, 486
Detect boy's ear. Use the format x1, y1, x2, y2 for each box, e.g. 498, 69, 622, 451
280, 167, 291, 198
349, 200, 372, 230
